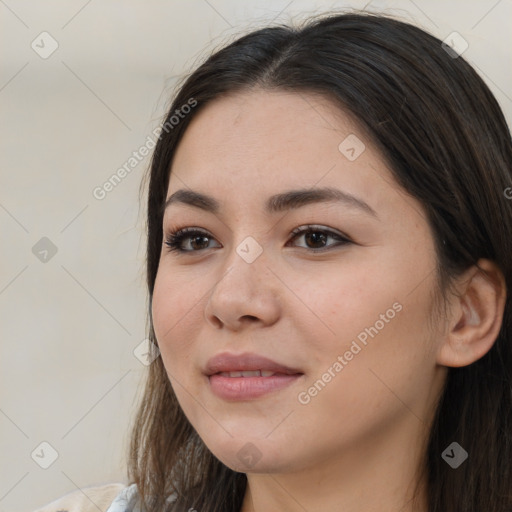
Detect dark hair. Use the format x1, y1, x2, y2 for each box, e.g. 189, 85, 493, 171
128, 11, 512, 512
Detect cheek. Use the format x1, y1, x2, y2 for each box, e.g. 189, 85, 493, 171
294, 306, 437, 449
287, 261, 402, 354
292, 255, 438, 396
151, 269, 203, 365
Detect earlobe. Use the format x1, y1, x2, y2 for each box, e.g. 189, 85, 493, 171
436, 259, 507, 368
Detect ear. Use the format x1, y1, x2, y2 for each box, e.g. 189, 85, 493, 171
436, 259, 507, 368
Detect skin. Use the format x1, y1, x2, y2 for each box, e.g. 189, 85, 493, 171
151, 90, 506, 512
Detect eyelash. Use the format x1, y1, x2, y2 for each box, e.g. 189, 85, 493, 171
163, 225, 352, 254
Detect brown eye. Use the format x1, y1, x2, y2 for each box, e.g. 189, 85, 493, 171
288, 225, 351, 252
164, 228, 220, 253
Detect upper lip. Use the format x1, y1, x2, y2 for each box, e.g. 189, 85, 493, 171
204, 352, 303, 376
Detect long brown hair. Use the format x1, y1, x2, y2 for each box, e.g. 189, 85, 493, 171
128, 11, 512, 511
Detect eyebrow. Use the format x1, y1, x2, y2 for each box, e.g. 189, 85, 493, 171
163, 187, 378, 219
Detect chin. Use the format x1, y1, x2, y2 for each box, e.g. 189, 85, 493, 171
201, 434, 296, 474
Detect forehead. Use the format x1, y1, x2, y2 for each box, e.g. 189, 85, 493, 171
173, 89, 360, 163
174, 91, 369, 172
166, 89, 405, 222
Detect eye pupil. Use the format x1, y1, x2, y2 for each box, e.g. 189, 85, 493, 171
191, 235, 209, 250
305, 231, 327, 248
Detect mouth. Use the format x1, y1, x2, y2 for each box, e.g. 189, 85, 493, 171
204, 351, 303, 376
204, 352, 304, 400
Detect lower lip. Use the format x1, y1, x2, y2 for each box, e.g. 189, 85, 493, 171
208, 373, 303, 400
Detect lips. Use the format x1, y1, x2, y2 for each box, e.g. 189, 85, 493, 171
204, 352, 303, 377
204, 352, 304, 400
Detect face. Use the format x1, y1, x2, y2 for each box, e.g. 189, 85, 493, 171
151, 90, 446, 475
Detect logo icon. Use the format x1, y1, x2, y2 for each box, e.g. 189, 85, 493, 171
236, 236, 263, 264
31, 441, 59, 469
32, 237, 58, 263
338, 134, 366, 161
31, 32, 59, 59
133, 338, 160, 366
442, 32, 469, 59
441, 441, 468, 468
237, 442, 263, 469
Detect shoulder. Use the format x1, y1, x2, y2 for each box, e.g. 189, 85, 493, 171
33, 483, 131, 512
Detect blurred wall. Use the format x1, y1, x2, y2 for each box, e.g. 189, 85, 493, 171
1, 1, 511, 510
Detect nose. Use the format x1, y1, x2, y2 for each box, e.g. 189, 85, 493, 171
204, 244, 282, 331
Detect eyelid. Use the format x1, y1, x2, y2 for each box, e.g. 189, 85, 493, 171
164, 226, 220, 252
163, 224, 353, 254
289, 224, 351, 241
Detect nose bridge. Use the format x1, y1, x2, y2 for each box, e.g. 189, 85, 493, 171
219, 214, 271, 274
219, 234, 273, 297
204, 235, 281, 328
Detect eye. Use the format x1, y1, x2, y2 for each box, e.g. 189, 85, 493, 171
287, 225, 351, 251
164, 227, 220, 253
163, 225, 352, 254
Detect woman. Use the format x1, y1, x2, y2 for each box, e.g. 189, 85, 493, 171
36, 10, 512, 512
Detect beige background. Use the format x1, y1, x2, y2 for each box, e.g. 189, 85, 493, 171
1, 1, 511, 510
